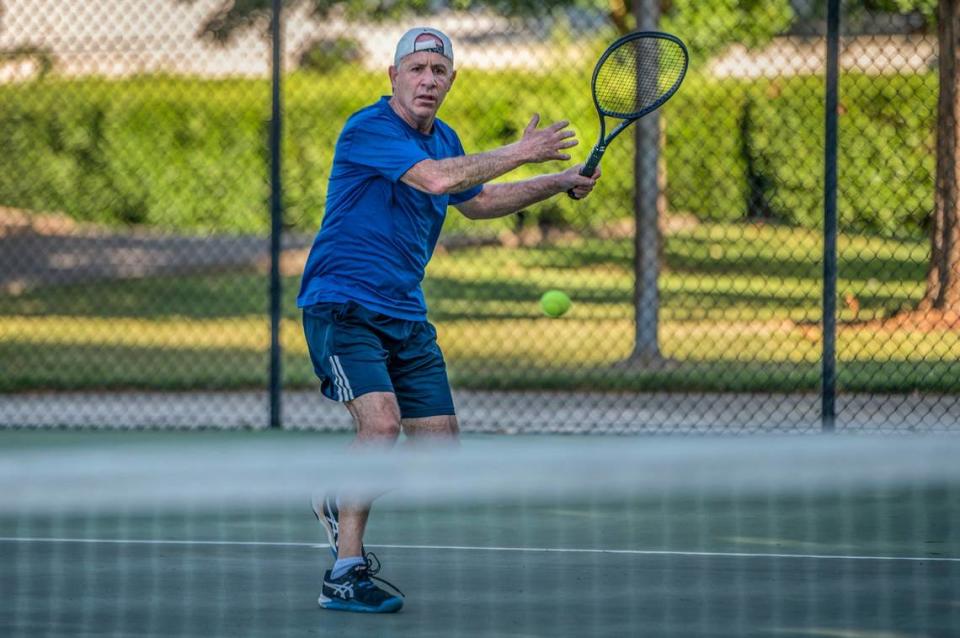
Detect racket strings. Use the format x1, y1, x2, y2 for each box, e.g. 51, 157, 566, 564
594, 38, 686, 118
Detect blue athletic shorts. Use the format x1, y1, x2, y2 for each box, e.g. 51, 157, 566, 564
301, 301, 456, 419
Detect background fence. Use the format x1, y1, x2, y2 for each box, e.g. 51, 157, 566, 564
0, 0, 958, 432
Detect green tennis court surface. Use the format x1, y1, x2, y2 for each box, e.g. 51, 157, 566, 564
2, 431, 958, 637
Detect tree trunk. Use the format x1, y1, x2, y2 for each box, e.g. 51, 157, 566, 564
608, 0, 631, 34
628, 0, 665, 362
920, 0, 960, 311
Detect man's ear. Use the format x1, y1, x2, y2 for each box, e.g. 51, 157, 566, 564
448, 69, 457, 90
388, 65, 398, 90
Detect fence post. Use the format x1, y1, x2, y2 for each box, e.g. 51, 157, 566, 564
269, 0, 284, 429
822, 0, 841, 432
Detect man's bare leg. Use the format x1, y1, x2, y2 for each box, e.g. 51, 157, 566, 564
335, 405, 458, 558
401, 414, 460, 444
337, 391, 402, 558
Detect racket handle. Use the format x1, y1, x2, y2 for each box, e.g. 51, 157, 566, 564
567, 146, 605, 200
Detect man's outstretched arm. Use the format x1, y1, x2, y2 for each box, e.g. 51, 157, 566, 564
454, 165, 601, 220
401, 114, 577, 195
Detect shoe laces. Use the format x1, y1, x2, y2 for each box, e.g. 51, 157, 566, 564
353, 551, 404, 598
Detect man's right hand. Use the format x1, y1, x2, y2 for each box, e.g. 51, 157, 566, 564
561, 164, 601, 200
515, 113, 579, 164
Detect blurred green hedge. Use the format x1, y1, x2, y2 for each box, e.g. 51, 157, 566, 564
0, 70, 937, 237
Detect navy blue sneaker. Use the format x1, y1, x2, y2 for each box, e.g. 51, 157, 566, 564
318, 554, 404, 614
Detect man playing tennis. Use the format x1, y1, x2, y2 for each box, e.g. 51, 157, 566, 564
298, 26, 600, 614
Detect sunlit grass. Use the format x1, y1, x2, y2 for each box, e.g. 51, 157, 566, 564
1, 222, 957, 392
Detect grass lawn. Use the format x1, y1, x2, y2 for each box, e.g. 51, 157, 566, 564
1, 222, 957, 393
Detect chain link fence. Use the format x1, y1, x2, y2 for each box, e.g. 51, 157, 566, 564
0, 0, 957, 432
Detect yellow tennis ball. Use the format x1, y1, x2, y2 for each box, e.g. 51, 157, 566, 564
540, 290, 572, 318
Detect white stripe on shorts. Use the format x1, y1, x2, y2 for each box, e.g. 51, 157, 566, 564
328, 355, 345, 401
329, 355, 354, 401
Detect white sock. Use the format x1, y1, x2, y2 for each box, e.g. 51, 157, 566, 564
331, 556, 365, 579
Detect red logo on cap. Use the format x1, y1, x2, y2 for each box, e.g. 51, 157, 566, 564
413, 33, 444, 54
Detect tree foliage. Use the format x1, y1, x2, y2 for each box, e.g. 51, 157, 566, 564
799, 0, 937, 24
876, 0, 937, 20
176, 0, 793, 60
659, 0, 793, 59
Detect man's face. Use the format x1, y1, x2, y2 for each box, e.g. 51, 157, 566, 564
389, 51, 456, 127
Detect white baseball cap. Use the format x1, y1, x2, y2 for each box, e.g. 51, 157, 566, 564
394, 27, 454, 66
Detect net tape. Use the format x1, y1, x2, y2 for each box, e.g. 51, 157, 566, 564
6, 434, 960, 514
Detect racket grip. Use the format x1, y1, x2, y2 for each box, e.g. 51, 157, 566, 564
567, 146, 604, 200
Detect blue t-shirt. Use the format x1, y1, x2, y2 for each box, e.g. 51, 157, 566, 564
297, 96, 482, 321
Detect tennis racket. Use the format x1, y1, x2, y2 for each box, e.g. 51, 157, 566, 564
568, 31, 689, 199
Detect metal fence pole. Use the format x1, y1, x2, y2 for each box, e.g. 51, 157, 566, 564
269, 0, 284, 429
822, 0, 841, 432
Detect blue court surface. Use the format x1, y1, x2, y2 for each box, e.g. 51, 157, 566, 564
2, 430, 958, 637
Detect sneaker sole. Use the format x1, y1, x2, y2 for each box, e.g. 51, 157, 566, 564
318, 595, 403, 614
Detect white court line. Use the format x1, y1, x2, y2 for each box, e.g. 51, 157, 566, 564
1, 537, 958, 564
0, 537, 321, 548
